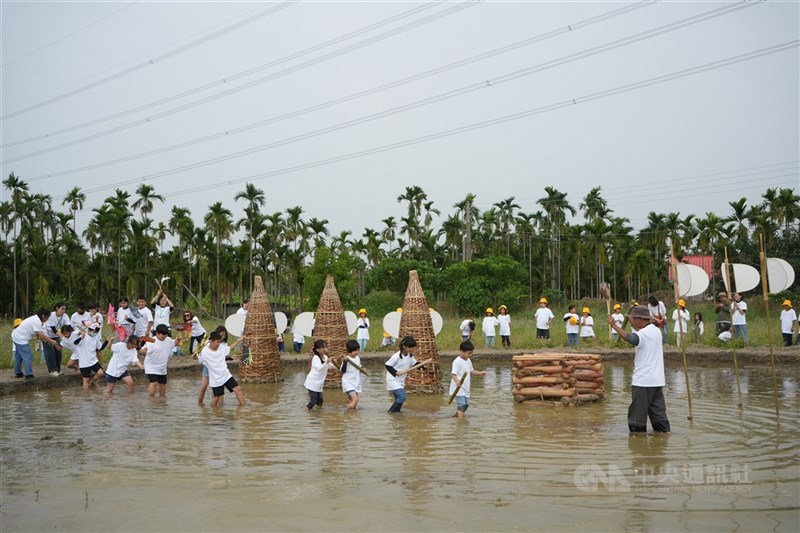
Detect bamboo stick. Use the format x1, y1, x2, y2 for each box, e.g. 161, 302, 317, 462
447, 371, 468, 405
399, 358, 433, 376
671, 241, 693, 420
758, 233, 781, 423
344, 356, 369, 377
723, 247, 744, 409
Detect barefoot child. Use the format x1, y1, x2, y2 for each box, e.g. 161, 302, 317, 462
449, 340, 486, 418
140, 324, 175, 397
198, 326, 242, 405
70, 325, 106, 391
385, 336, 423, 413
105, 335, 144, 394
197, 331, 245, 407
304, 340, 335, 410
341, 340, 363, 409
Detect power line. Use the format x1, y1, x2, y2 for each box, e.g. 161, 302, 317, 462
16, 0, 750, 180
0, 1, 298, 121
1, 0, 478, 154
58, 39, 799, 204
25, 1, 655, 183
1, 2, 137, 69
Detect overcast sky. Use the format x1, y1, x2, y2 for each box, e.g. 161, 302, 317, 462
1, 0, 798, 243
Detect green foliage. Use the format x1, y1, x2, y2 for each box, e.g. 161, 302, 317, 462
366, 257, 442, 294
444, 255, 527, 315
359, 290, 404, 320
304, 246, 361, 309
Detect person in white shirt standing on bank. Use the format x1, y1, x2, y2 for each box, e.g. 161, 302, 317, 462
535, 298, 554, 339
482, 308, 499, 348
779, 300, 797, 347
672, 299, 690, 348
608, 305, 671, 434
497, 305, 511, 348
356, 308, 370, 353
731, 293, 748, 343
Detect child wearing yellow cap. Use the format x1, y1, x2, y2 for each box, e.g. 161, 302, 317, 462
579, 307, 595, 344
535, 298, 554, 340
562, 305, 580, 346
482, 308, 499, 348
780, 300, 797, 347
356, 308, 370, 353
610, 304, 625, 343
672, 299, 690, 348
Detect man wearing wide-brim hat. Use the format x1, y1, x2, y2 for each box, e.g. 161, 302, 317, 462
608, 306, 671, 434
779, 300, 797, 347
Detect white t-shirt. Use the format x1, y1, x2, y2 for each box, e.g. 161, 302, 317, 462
133, 307, 154, 336
189, 316, 206, 337
611, 312, 625, 329
385, 350, 417, 391
292, 326, 304, 343
90, 311, 104, 330
45, 312, 71, 339
71, 311, 91, 330
11, 315, 44, 344
341, 355, 362, 394
580, 316, 595, 337
648, 301, 666, 319
780, 309, 798, 334
356, 317, 370, 340
459, 319, 472, 336
632, 323, 665, 387
672, 308, 690, 333
142, 337, 174, 375
482, 316, 498, 336
563, 313, 579, 334
74, 334, 101, 368
449, 356, 474, 398
106, 342, 140, 378
303, 354, 334, 392
153, 305, 171, 328
535, 307, 554, 329
731, 301, 747, 326
116, 306, 133, 330
497, 314, 511, 336
197, 343, 233, 388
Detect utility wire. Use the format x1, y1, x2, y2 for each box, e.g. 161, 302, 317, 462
1, 0, 477, 152
58, 39, 798, 203
0, 1, 298, 121
26, 1, 655, 182
31, 0, 761, 186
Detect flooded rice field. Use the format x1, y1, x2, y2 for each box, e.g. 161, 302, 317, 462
1, 360, 798, 532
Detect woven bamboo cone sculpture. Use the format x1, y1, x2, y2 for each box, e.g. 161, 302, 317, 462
399, 270, 443, 393
239, 275, 283, 383
314, 275, 350, 388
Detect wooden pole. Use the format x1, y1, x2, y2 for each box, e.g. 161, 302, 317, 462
671, 241, 693, 420
723, 247, 744, 409
758, 233, 781, 422
448, 371, 469, 404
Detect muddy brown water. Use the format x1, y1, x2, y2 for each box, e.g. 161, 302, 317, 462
1, 360, 798, 532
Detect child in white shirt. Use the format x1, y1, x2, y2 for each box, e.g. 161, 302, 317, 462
304, 339, 335, 410
482, 308, 499, 348
385, 336, 424, 413
450, 340, 486, 418
140, 324, 175, 397
497, 305, 511, 348
105, 335, 144, 394
341, 340, 363, 409
580, 307, 595, 343
197, 330, 245, 407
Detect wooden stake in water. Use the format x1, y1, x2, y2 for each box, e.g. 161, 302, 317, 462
723, 247, 744, 409
758, 233, 780, 423
670, 241, 693, 420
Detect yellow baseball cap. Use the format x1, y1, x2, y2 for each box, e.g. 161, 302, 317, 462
358, 308, 367, 315
782, 300, 793, 308
613, 304, 621, 310
499, 304, 507, 310
486, 307, 494, 314
582, 307, 590, 313
13, 318, 22, 327
396, 308, 403, 313
539, 297, 548, 304
678, 299, 686, 307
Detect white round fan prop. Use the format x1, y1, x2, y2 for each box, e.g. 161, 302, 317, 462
274, 312, 288, 334
383, 311, 401, 338
293, 312, 315, 337
731, 263, 761, 293
224, 314, 245, 337
775, 258, 796, 289
344, 311, 358, 335
675, 263, 693, 298
767, 258, 790, 294
685, 264, 709, 297
430, 310, 443, 335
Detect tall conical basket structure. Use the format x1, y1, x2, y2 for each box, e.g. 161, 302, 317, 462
399, 270, 443, 393
314, 275, 349, 388
239, 275, 283, 383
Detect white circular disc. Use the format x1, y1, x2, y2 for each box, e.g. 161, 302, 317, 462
685, 264, 709, 297
774, 257, 795, 291
274, 312, 288, 334
383, 311, 401, 338
430, 310, 443, 336
224, 314, 245, 337
767, 258, 789, 294
344, 311, 358, 335
675, 263, 692, 298
293, 312, 315, 338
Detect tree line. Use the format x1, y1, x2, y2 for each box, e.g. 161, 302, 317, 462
1, 173, 798, 318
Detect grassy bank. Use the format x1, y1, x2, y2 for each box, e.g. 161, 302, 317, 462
1, 302, 796, 369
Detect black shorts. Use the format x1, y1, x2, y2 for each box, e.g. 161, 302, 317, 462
105, 370, 130, 383
146, 373, 168, 384
212, 376, 239, 397
536, 328, 551, 339
80, 362, 102, 377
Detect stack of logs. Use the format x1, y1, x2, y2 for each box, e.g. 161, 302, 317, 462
512, 353, 604, 405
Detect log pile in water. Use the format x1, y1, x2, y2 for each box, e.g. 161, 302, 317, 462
512, 353, 604, 405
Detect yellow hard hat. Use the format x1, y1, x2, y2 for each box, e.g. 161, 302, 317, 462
358, 308, 367, 315
539, 297, 548, 304
13, 318, 22, 327
782, 300, 793, 308
486, 307, 493, 314
582, 307, 590, 314
613, 303, 621, 310
396, 308, 403, 313
569, 317, 578, 325
678, 299, 686, 307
